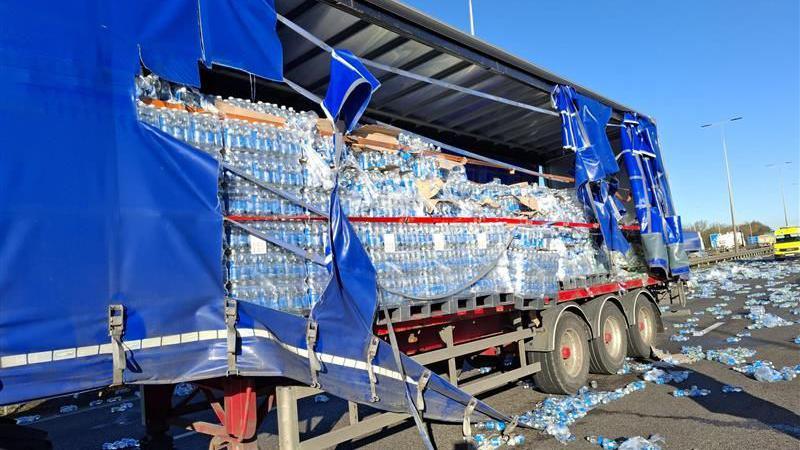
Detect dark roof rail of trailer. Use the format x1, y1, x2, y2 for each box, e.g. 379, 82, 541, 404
270, 0, 646, 167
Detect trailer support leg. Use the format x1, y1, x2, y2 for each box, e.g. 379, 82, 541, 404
439, 326, 458, 385
277, 386, 301, 450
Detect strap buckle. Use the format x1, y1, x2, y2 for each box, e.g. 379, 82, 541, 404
306, 320, 321, 388
225, 298, 239, 376
416, 370, 432, 412
107, 304, 126, 386
366, 336, 381, 402
462, 397, 478, 440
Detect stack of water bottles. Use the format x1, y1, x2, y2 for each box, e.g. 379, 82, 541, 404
134, 74, 647, 316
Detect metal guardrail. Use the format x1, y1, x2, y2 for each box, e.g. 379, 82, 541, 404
688, 246, 773, 267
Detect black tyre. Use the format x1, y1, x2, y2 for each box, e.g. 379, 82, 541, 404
627, 298, 660, 358
589, 303, 628, 374
530, 312, 590, 394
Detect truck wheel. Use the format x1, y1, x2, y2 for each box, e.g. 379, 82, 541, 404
589, 303, 628, 374
627, 299, 659, 358
530, 312, 590, 394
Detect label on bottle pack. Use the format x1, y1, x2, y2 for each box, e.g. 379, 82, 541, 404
249, 235, 268, 255
476, 232, 488, 250
383, 233, 396, 253
433, 233, 446, 251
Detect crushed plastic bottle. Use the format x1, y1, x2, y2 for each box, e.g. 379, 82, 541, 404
672, 385, 710, 397
505, 434, 525, 447
313, 394, 330, 403
726, 336, 741, 343
642, 369, 689, 384
705, 347, 757, 366
102, 438, 140, 449
14, 415, 41, 425
89, 399, 104, 407
721, 385, 743, 393
475, 420, 506, 432
106, 395, 122, 403
174, 382, 194, 397
59, 404, 78, 414
794, 335, 800, 344
587, 435, 620, 449
478, 367, 493, 375
519, 381, 646, 444
618, 434, 665, 450
679, 346, 705, 363
110, 402, 133, 413
546, 423, 575, 443
669, 334, 689, 342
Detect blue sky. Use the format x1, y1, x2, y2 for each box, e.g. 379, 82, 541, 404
402, 0, 800, 229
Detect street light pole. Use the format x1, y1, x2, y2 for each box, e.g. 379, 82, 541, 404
467, 0, 475, 35
766, 161, 792, 226
701, 116, 742, 252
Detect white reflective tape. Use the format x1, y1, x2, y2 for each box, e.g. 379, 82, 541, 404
77, 345, 99, 357
343, 358, 357, 368
124, 340, 141, 351
98, 344, 113, 354
1, 354, 27, 368
52, 348, 77, 361
141, 337, 161, 349
181, 332, 199, 343
27, 351, 52, 364
198, 330, 218, 341
217, 330, 227, 339
331, 355, 345, 366
161, 334, 181, 346
253, 329, 272, 339
238, 328, 255, 338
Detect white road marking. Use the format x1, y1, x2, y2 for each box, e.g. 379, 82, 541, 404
693, 322, 724, 336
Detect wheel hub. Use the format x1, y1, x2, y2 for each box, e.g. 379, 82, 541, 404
561, 346, 572, 359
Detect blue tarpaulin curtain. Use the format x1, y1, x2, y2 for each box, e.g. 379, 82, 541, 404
620, 113, 689, 275
552, 85, 630, 254
0, 0, 511, 433
198, 0, 284, 82
321, 49, 381, 133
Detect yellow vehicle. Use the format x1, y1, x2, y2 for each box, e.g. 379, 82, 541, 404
774, 226, 800, 259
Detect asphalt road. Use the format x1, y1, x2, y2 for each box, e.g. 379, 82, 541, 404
9, 257, 800, 449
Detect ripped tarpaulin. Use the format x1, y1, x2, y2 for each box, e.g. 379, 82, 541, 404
199, 0, 283, 81
237, 187, 511, 424
621, 113, 689, 276
322, 49, 381, 133
0, 0, 284, 405
552, 86, 630, 254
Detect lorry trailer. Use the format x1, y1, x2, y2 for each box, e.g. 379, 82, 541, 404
0, 1, 691, 448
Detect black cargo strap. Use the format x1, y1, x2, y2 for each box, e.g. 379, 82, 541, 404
462, 397, 478, 440
224, 298, 239, 375
366, 336, 381, 402
380, 301, 434, 450
415, 369, 432, 412
306, 320, 322, 389
108, 305, 126, 386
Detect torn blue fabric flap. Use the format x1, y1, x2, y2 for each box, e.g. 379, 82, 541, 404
199, 0, 283, 82
138, 0, 204, 87
621, 113, 688, 275
236, 187, 510, 424
322, 49, 381, 133
552, 85, 628, 254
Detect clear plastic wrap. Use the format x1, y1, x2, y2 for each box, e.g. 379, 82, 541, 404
134, 74, 649, 314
